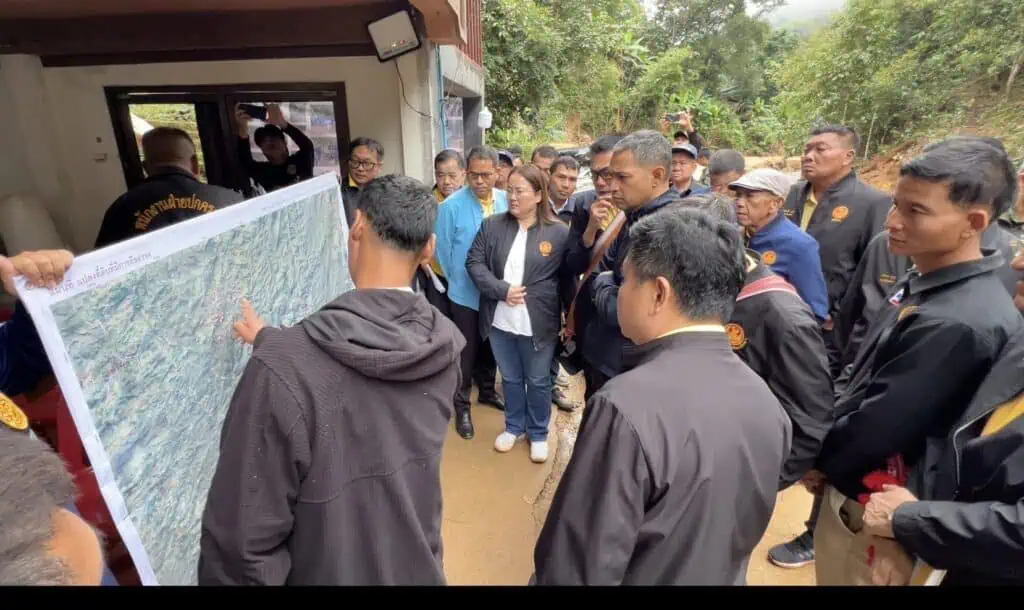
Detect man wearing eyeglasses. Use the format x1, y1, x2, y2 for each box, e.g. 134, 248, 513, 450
342, 138, 385, 227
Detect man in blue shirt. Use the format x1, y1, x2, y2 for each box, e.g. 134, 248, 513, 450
731, 169, 830, 322
435, 146, 509, 439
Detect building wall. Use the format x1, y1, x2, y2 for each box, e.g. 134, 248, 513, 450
0, 45, 482, 254
0, 54, 413, 253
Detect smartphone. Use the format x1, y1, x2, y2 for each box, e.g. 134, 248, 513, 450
665, 112, 682, 122
238, 103, 268, 121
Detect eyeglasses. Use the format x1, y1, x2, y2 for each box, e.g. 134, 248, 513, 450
349, 160, 378, 170
469, 171, 495, 180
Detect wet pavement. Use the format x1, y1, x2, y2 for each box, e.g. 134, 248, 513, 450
439, 374, 816, 586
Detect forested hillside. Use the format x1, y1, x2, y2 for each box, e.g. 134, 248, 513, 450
483, 0, 1024, 163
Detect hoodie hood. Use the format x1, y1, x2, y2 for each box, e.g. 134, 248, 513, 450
302, 289, 466, 382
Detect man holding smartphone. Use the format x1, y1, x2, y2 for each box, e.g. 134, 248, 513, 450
235, 103, 315, 194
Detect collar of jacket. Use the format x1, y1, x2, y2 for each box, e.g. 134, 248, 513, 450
904, 248, 1005, 297
747, 210, 786, 242
145, 166, 199, 184
626, 188, 680, 223
621, 330, 731, 371
798, 169, 858, 199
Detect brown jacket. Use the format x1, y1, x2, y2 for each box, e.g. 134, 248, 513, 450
198, 289, 464, 585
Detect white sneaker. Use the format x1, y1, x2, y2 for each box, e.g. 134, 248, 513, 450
494, 432, 521, 453
530, 441, 549, 463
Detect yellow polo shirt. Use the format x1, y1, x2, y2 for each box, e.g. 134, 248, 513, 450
801, 191, 817, 231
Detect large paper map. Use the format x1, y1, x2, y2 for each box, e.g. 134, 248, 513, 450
17, 174, 354, 585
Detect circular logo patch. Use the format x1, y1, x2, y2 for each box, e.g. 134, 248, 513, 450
725, 323, 748, 350
832, 206, 849, 222
762, 250, 778, 265
539, 241, 553, 257
0, 394, 29, 432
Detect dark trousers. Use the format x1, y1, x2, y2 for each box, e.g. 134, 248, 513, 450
450, 302, 497, 411
419, 269, 451, 319
823, 326, 843, 379
806, 493, 823, 533
583, 364, 610, 402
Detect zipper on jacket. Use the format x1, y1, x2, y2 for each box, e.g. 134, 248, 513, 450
951, 407, 998, 491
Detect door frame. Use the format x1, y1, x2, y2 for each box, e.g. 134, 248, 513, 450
105, 82, 351, 191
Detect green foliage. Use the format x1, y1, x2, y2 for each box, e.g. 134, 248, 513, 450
482, 0, 1023, 160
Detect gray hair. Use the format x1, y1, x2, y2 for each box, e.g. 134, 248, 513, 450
0, 430, 80, 585
613, 129, 672, 175
626, 207, 746, 322
708, 149, 746, 177
673, 192, 738, 225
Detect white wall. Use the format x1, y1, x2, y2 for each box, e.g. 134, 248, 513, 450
0, 55, 416, 253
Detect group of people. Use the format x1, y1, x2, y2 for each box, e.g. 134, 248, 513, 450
1, 105, 1023, 586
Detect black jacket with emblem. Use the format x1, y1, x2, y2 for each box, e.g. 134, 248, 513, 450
533, 332, 791, 585
835, 226, 1020, 370
892, 328, 1024, 586
584, 189, 681, 377
94, 168, 244, 249
729, 253, 834, 489
782, 171, 891, 315
466, 213, 570, 349
816, 251, 1024, 500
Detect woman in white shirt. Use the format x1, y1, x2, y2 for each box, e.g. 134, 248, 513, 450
467, 165, 570, 463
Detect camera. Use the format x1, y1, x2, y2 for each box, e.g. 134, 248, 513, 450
238, 103, 269, 121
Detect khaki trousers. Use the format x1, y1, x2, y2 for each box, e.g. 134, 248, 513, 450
813, 485, 875, 585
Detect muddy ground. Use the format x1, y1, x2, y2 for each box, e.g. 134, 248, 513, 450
440, 374, 816, 586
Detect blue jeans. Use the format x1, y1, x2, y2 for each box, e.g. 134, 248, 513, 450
489, 328, 556, 442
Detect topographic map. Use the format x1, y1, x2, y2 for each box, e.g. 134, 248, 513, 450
18, 174, 353, 585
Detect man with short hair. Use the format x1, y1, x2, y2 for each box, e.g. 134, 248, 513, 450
532, 145, 558, 173
562, 134, 625, 402
533, 208, 790, 585
0, 426, 106, 585
417, 149, 466, 314
708, 149, 746, 195
769, 124, 891, 568
584, 130, 682, 395
809, 137, 1024, 585
95, 128, 243, 249
675, 193, 834, 489
435, 146, 509, 439
670, 143, 709, 197
496, 150, 516, 191
731, 169, 830, 321
433, 149, 466, 202
996, 160, 1024, 241
199, 175, 465, 585
548, 156, 580, 223
235, 103, 316, 196
341, 137, 385, 227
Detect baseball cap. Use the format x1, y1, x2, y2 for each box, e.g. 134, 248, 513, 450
729, 168, 794, 198
497, 150, 515, 165
671, 143, 698, 159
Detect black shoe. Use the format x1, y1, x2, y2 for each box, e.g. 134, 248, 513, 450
477, 391, 505, 411
767, 530, 815, 568
455, 409, 474, 440
552, 388, 576, 412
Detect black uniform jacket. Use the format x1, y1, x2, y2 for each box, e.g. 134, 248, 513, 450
816, 251, 1024, 500
466, 213, 569, 349
561, 190, 601, 347
533, 331, 791, 585
836, 225, 1020, 368
94, 168, 243, 249
237, 124, 315, 194
893, 329, 1024, 586
584, 189, 680, 377
729, 254, 834, 489
782, 171, 891, 314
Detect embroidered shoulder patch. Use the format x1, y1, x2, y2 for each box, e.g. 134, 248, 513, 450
725, 323, 748, 350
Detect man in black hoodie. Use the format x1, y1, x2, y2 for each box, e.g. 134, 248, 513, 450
197, 175, 465, 586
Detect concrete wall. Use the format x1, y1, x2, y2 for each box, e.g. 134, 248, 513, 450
0, 46, 481, 254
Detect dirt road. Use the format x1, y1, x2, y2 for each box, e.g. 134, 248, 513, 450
440, 375, 816, 586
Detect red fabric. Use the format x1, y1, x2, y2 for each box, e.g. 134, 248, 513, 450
857, 454, 909, 505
